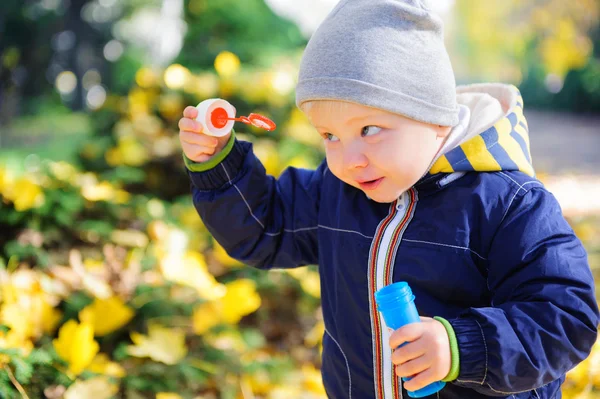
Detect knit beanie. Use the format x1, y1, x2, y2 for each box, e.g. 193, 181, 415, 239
295, 0, 459, 127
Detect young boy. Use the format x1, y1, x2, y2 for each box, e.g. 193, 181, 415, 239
178, 0, 599, 397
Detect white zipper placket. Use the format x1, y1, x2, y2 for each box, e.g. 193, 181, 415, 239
382, 193, 408, 399
369, 189, 417, 399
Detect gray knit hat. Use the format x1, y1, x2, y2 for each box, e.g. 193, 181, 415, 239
296, 0, 459, 127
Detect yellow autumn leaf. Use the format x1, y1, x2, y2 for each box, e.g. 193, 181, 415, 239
37, 294, 63, 335
0, 166, 8, 194
242, 371, 273, 395
204, 330, 247, 352
286, 154, 315, 172
53, 320, 99, 375
305, 320, 325, 348
127, 324, 187, 365
287, 268, 321, 298
160, 251, 225, 300
79, 296, 134, 336
212, 242, 243, 268
0, 330, 33, 366
1, 293, 61, 339
49, 160, 78, 182
192, 279, 261, 335
136, 67, 159, 88
253, 140, 280, 177
220, 279, 261, 324
64, 376, 119, 399
302, 363, 327, 395
81, 274, 113, 299
88, 353, 126, 378
214, 51, 240, 78
81, 180, 115, 202
300, 271, 321, 298
267, 386, 304, 399
1, 303, 31, 337
156, 393, 183, 399
192, 301, 221, 335
111, 229, 149, 248
3, 177, 45, 211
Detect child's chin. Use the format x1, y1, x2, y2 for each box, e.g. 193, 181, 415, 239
363, 186, 408, 203
363, 190, 399, 204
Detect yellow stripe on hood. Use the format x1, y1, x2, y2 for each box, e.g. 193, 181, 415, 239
430, 85, 534, 177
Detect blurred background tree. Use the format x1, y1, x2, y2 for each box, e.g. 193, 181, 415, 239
448, 0, 600, 111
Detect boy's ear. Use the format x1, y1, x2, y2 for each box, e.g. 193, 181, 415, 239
436, 125, 452, 139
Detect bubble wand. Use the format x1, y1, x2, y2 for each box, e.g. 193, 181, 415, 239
195, 99, 276, 137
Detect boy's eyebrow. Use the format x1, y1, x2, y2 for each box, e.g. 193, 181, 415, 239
346, 111, 380, 125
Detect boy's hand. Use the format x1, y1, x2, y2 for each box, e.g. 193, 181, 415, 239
389, 317, 451, 392
178, 106, 232, 163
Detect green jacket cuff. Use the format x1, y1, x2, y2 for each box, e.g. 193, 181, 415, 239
434, 316, 460, 382
183, 131, 236, 172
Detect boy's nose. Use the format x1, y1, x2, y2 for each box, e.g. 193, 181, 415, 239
343, 145, 368, 170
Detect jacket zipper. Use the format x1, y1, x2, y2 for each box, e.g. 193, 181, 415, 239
369, 189, 417, 399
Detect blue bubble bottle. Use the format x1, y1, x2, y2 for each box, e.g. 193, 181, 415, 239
375, 282, 445, 398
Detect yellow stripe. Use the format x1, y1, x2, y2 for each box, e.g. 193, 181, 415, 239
461, 135, 502, 172
429, 154, 453, 174
495, 118, 535, 177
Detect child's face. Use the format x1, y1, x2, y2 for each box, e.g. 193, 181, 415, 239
304, 101, 450, 203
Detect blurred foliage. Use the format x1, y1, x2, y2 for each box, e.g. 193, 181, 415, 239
451, 0, 600, 112
0, 0, 599, 398
0, 159, 325, 398
1, 0, 325, 397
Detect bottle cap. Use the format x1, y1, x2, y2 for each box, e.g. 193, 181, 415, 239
375, 282, 415, 308
195, 98, 236, 137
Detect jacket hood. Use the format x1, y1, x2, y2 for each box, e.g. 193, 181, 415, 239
429, 83, 534, 177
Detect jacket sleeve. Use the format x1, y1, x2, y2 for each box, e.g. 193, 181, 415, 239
450, 185, 599, 396
187, 138, 324, 269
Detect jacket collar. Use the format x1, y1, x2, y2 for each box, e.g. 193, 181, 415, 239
414, 172, 467, 197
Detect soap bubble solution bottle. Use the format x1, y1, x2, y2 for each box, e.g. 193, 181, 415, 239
375, 282, 446, 398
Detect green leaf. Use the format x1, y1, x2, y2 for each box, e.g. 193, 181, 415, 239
10, 356, 33, 384
26, 349, 53, 365
0, 377, 17, 399
113, 342, 130, 362
62, 291, 93, 319
0, 348, 20, 356
78, 220, 115, 239
54, 208, 73, 226
101, 166, 146, 184
241, 328, 266, 349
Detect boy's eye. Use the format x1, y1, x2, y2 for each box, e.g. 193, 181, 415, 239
362, 126, 381, 137
324, 132, 340, 142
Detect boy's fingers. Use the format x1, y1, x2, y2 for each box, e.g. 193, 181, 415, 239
182, 142, 215, 158
196, 145, 216, 157
395, 354, 430, 378
391, 340, 426, 365
402, 367, 436, 392
389, 322, 424, 348
180, 130, 218, 147
183, 106, 199, 119
178, 118, 203, 133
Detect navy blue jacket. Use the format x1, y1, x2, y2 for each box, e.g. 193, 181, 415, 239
187, 86, 599, 398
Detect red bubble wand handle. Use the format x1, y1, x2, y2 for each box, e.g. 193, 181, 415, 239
211, 107, 276, 131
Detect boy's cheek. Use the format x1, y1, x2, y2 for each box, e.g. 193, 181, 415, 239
324, 152, 342, 175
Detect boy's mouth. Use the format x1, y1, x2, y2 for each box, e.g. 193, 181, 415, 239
358, 177, 384, 191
